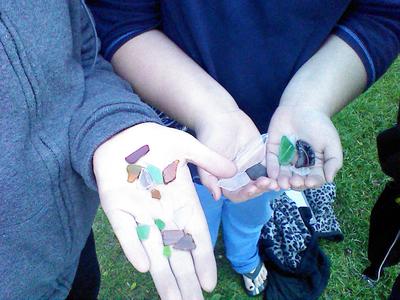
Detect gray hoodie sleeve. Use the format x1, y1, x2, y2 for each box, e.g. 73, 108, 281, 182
69, 11, 161, 191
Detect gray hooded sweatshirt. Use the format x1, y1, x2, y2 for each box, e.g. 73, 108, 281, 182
0, 1, 160, 298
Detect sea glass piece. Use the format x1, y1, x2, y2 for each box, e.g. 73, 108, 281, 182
154, 219, 166, 231
136, 225, 150, 241
125, 145, 150, 164
396, 197, 400, 205
146, 164, 164, 185
295, 140, 315, 168
126, 164, 142, 183
151, 188, 161, 200
218, 172, 251, 191
173, 234, 196, 251
245, 163, 268, 180
234, 134, 268, 172
163, 245, 172, 257
163, 160, 179, 184
138, 168, 154, 190
279, 136, 295, 166
162, 230, 185, 246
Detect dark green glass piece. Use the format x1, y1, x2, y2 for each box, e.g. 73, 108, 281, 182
279, 136, 295, 165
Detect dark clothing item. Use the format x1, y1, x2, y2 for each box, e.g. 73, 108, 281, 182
377, 126, 400, 181
67, 231, 100, 300
363, 103, 400, 297
363, 181, 400, 281
89, 0, 400, 132
260, 192, 335, 300
0, 1, 160, 298
389, 274, 400, 300
263, 235, 330, 300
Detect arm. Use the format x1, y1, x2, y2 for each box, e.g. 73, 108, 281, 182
267, 0, 400, 189
88, 0, 238, 130
111, 29, 239, 133
112, 30, 279, 201
279, 35, 367, 116
89, 1, 279, 201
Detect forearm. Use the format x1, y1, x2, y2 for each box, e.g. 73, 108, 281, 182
111, 29, 239, 131
279, 35, 367, 117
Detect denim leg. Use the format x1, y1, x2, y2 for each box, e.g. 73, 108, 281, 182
221, 191, 281, 274
194, 183, 224, 247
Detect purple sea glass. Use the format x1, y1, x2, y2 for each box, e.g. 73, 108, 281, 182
163, 160, 179, 184
295, 140, 315, 168
162, 230, 185, 246
125, 145, 150, 164
173, 234, 196, 251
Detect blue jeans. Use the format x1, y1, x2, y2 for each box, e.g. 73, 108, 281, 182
195, 183, 281, 274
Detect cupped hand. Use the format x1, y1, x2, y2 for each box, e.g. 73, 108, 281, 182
266, 105, 343, 190
93, 122, 236, 300
195, 109, 279, 202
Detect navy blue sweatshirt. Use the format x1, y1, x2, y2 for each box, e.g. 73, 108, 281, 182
89, 0, 400, 132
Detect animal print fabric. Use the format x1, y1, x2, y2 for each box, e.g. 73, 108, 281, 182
304, 183, 342, 239
261, 183, 342, 269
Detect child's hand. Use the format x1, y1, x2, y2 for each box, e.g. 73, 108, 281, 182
93, 123, 236, 300
266, 105, 343, 190
195, 110, 279, 202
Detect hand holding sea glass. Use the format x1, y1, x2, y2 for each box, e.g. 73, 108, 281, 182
266, 105, 343, 190
218, 134, 268, 191
278, 136, 316, 174
93, 122, 236, 300
195, 109, 279, 203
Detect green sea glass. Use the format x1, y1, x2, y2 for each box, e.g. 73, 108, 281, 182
278, 136, 295, 166
136, 225, 150, 241
154, 218, 166, 231
163, 245, 172, 258
146, 164, 164, 185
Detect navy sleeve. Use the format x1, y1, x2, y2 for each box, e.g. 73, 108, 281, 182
87, 0, 161, 61
334, 0, 400, 88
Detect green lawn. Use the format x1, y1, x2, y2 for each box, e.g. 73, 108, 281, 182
94, 59, 400, 300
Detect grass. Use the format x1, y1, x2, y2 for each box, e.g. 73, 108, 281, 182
94, 58, 400, 299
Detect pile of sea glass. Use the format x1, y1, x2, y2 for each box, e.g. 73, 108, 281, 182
218, 134, 315, 191
124, 145, 196, 257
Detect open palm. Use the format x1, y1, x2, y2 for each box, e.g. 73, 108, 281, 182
266, 105, 343, 190
93, 123, 236, 300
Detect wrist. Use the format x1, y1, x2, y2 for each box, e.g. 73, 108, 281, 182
279, 87, 336, 117
193, 107, 249, 134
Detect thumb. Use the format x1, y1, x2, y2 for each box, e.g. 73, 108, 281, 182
198, 168, 222, 200
183, 135, 237, 179
323, 133, 343, 182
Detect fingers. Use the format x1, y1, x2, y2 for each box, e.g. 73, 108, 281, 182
305, 169, 325, 188
266, 141, 280, 180
183, 134, 237, 179
223, 178, 277, 202
289, 173, 306, 190
165, 220, 204, 300
277, 166, 292, 190
185, 202, 217, 293
198, 168, 222, 200
105, 209, 150, 273
143, 224, 183, 300
322, 134, 343, 182
255, 177, 280, 192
